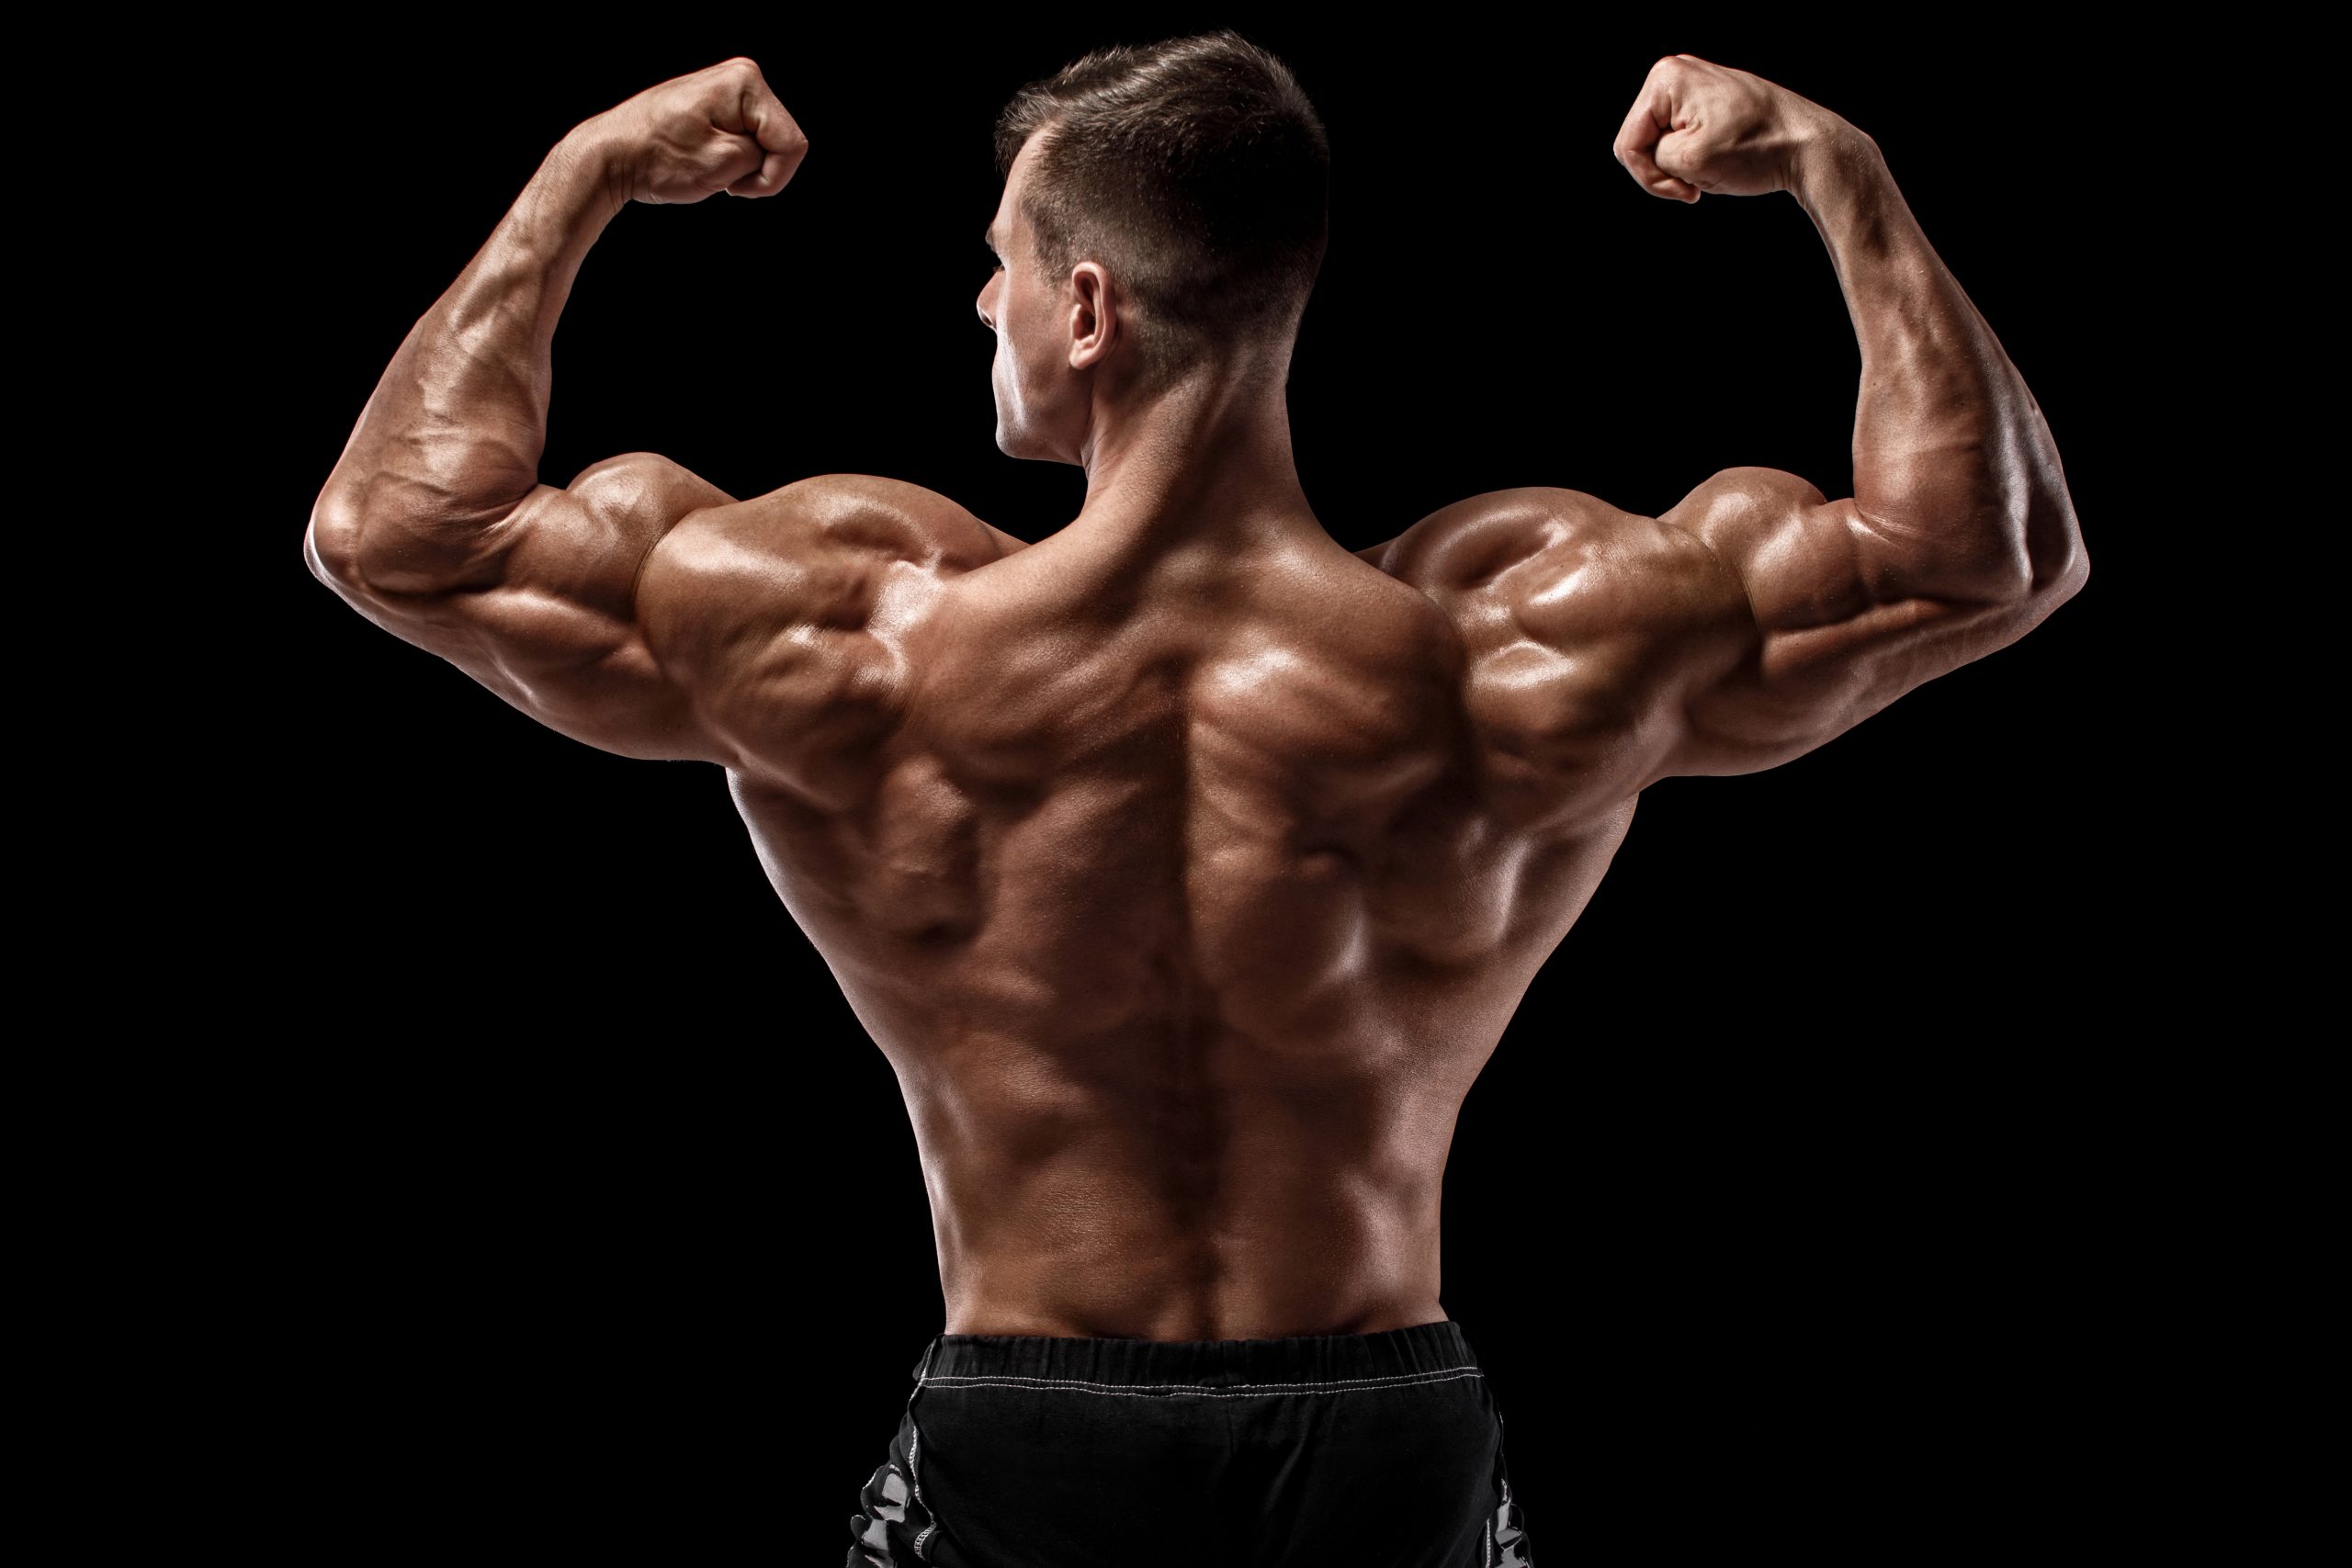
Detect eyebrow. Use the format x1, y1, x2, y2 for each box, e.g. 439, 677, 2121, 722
982, 224, 1002, 254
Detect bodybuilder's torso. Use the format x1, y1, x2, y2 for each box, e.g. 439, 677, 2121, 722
645, 475, 1661, 1339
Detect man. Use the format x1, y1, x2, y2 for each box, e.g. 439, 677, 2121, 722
305, 30, 2086, 1567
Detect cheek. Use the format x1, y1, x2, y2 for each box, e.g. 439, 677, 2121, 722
991, 324, 1023, 418
1015, 303, 1061, 386
1000, 313, 1036, 392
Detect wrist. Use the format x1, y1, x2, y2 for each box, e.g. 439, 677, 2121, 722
550, 118, 635, 222
1785, 112, 1883, 207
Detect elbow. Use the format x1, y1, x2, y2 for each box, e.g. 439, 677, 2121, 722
2041, 534, 2088, 609
2022, 497, 2088, 612
306, 490, 368, 592
1962, 494, 2086, 614
306, 483, 486, 599
1982, 510, 2086, 651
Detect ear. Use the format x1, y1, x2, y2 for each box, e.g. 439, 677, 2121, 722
1065, 261, 1118, 371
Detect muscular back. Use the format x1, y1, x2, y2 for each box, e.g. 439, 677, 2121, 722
313, 437, 2072, 1338
639, 475, 1654, 1339
307, 51, 2087, 1343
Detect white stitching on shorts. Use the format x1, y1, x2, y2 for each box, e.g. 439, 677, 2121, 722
909, 1427, 936, 1559
918, 1366, 1486, 1399
910, 1340, 940, 1559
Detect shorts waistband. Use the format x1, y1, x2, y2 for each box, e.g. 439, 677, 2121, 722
912, 1318, 1482, 1391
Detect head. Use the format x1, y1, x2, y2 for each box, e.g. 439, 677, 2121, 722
977, 30, 1330, 462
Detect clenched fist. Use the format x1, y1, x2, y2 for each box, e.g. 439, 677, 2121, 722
1611, 54, 1849, 202
576, 57, 809, 205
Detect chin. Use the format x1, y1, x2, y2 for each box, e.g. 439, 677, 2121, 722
991, 395, 1077, 464
994, 420, 1050, 464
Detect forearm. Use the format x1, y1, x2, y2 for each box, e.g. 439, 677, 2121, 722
309, 126, 626, 593
1791, 122, 2083, 601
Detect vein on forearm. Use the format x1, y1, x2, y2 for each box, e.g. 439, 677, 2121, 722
330, 136, 617, 542
1797, 130, 2060, 596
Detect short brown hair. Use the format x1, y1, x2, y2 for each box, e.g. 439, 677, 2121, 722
994, 30, 1330, 385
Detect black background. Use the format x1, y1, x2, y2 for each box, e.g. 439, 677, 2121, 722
213, 12, 2169, 1560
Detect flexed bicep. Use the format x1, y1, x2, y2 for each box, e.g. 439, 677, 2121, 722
1604, 58, 2087, 780
305, 58, 815, 766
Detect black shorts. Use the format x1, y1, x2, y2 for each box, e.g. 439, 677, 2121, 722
846, 1317, 1533, 1567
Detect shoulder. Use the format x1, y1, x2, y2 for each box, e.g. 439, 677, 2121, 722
1361, 488, 1763, 831
1363, 487, 1745, 647
639, 474, 1016, 648
650, 473, 1016, 579
634, 476, 1018, 804
560, 451, 735, 523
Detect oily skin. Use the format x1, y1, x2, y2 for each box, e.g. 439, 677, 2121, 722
309, 54, 2086, 1340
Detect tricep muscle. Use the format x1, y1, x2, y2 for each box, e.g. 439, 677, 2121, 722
310, 452, 738, 763
1378, 472, 2071, 827
1652, 466, 2056, 779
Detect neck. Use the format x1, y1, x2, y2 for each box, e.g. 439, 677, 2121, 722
1060, 350, 1320, 566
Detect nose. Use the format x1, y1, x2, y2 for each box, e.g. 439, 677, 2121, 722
976, 276, 996, 331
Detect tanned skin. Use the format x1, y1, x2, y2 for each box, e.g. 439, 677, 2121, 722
308, 54, 2086, 1341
